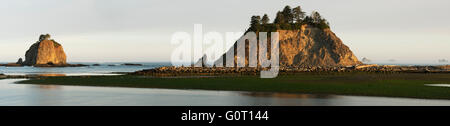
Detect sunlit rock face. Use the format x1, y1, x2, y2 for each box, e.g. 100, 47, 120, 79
23, 34, 67, 66
276, 25, 361, 66
209, 24, 361, 67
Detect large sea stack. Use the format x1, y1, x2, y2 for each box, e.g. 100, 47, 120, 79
210, 24, 361, 67
205, 6, 362, 67
22, 34, 67, 66
277, 25, 360, 66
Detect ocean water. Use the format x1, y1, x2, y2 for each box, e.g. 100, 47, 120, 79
0, 62, 171, 76
1, 79, 449, 106
2, 62, 450, 106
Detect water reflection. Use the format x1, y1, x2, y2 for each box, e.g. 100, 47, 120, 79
240, 92, 338, 106
27, 85, 63, 106
425, 84, 450, 87
241, 92, 335, 99
36, 74, 66, 77
34, 85, 61, 89
0, 79, 449, 106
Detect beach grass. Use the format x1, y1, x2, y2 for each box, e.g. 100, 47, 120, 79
16, 72, 450, 99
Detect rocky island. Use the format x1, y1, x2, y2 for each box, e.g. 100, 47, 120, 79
22, 34, 67, 66
0, 34, 86, 67
133, 6, 448, 76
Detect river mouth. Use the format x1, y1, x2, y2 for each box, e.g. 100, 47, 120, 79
1, 79, 450, 106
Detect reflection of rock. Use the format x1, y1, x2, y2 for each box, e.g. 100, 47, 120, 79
37, 74, 66, 77
241, 92, 335, 99
37, 85, 61, 90
33, 64, 88, 67
23, 34, 67, 66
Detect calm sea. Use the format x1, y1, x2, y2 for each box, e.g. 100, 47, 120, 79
0, 62, 171, 76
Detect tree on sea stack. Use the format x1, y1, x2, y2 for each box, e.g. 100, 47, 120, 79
292, 6, 305, 23
22, 34, 67, 66
261, 14, 270, 24
201, 5, 361, 67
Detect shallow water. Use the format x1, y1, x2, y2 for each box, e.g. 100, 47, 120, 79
0, 62, 170, 76
1, 79, 450, 106
425, 84, 450, 87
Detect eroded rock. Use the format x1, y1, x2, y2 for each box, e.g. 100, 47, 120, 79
202, 24, 362, 67
23, 34, 67, 66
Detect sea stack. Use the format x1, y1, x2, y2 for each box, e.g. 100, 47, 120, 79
277, 25, 361, 66
22, 34, 67, 66
209, 24, 361, 67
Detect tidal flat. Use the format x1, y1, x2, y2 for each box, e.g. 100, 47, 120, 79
15, 72, 450, 100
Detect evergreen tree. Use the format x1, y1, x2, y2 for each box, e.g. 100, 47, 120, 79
292, 6, 305, 23
273, 11, 285, 24
250, 15, 261, 31
303, 16, 313, 24
311, 11, 322, 24
261, 14, 270, 24
250, 5, 330, 31
250, 15, 261, 25
281, 5, 293, 23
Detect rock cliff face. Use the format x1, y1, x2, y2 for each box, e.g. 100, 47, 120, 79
23, 34, 67, 66
277, 25, 361, 66
211, 24, 361, 67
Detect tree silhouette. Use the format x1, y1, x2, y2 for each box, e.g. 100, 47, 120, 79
281, 6, 293, 23
261, 14, 270, 24
311, 11, 322, 24
250, 15, 261, 26
273, 11, 285, 24
250, 15, 262, 31
249, 5, 331, 31
292, 6, 305, 23
311, 11, 330, 29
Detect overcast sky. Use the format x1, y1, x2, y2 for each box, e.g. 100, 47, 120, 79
0, 0, 449, 64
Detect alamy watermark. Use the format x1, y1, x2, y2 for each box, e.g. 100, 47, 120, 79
170, 24, 279, 78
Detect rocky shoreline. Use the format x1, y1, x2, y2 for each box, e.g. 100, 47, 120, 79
0, 74, 40, 79
131, 64, 450, 76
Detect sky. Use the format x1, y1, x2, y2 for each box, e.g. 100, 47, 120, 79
0, 0, 449, 64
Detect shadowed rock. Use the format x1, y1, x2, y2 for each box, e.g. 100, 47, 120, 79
16, 58, 23, 64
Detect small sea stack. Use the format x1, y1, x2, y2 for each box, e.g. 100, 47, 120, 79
7, 34, 87, 67
22, 34, 67, 66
